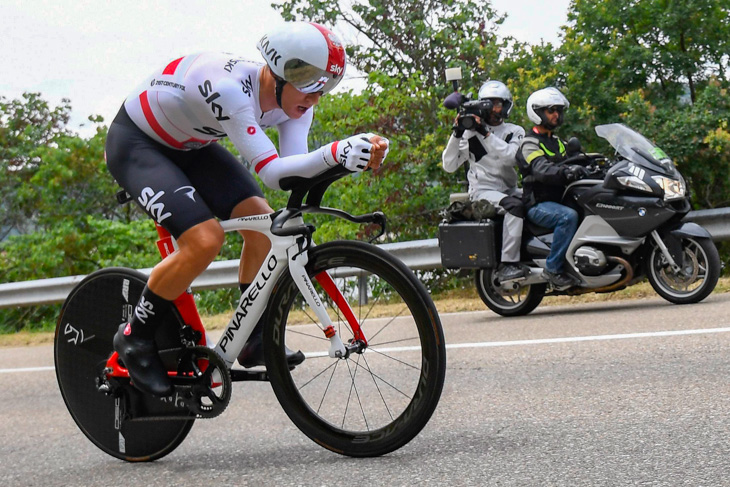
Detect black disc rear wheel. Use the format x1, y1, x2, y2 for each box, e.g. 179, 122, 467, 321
55, 267, 194, 462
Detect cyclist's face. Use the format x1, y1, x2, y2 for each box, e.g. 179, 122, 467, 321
281, 83, 323, 119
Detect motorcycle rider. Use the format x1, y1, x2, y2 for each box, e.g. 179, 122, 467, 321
517, 87, 587, 289
106, 22, 389, 396
442, 80, 526, 282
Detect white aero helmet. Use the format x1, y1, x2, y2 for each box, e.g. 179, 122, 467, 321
526, 87, 570, 128
258, 22, 346, 95
478, 80, 513, 118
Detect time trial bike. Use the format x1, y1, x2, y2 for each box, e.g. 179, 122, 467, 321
54, 165, 446, 461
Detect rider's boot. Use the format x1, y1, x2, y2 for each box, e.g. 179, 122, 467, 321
543, 269, 580, 290
496, 262, 527, 282
236, 317, 306, 368
113, 286, 173, 397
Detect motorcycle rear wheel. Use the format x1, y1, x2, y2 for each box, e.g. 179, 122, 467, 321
647, 237, 720, 304
475, 268, 546, 316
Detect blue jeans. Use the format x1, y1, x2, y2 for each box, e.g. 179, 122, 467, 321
527, 201, 578, 273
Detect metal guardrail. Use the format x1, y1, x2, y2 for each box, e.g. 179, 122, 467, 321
1, 208, 728, 309
0, 239, 442, 309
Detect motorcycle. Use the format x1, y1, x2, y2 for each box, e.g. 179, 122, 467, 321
440, 123, 721, 316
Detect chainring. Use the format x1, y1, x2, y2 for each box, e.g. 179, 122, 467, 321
174, 346, 232, 419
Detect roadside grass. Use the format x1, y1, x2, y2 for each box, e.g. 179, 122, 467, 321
4, 276, 729, 348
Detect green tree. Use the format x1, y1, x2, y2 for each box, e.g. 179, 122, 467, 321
618, 81, 730, 209
1, 93, 72, 239
0, 94, 157, 332
561, 0, 730, 118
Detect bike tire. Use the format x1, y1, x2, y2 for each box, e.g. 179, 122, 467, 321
264, 240, 446, 457
55, 267, 194, 462
475, 268, 545, 316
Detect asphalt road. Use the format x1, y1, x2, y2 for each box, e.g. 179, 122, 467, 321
2, 294, 729, 486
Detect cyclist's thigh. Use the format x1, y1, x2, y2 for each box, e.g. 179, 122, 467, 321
180, 142, 264, 220
106, 122, 215, 238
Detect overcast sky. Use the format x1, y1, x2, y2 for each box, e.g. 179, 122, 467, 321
1, 0, 570, 136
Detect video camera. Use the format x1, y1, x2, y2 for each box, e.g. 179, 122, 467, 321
443, 67, 493, 132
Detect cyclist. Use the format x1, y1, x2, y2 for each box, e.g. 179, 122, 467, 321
105, 21, 390, 396
517, 87, 585, 289
442, 80, 526, 282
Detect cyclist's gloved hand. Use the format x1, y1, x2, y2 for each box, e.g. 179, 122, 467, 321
327, 133, 384, 172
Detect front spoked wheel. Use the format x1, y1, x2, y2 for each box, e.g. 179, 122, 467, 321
647, 237, 720, 304
264, 240, 446, 457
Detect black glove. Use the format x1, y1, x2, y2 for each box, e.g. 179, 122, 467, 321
474, 121, 489, 137
452, 123, 465, 138
562, 164, 588, 183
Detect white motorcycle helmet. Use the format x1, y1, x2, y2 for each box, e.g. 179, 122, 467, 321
258, 22, 346, 105
477, 80, 513, 119
526, 87, 570, 129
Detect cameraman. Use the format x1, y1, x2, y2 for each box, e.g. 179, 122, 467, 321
442, 80, 526, 282
517, 87, 587, 289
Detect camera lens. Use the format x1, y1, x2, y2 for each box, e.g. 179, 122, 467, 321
460, 116, 475, 130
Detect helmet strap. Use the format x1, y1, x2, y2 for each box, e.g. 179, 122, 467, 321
274, 76, 287, 109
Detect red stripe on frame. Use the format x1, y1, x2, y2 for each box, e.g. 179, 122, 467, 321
162, 57, 184, 75
255, 154, 278, 173
139, 91, 183, 149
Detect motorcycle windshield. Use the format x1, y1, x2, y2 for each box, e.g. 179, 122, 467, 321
595, 124, 679, 177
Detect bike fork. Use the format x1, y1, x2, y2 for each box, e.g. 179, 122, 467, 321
287, 247, 367, 359
651, 230, 680, 272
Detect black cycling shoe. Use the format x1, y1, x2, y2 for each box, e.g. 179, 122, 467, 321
237, 321, 305, 368
496, 263, 527, 282
543, 270, 580, 290
113, 324, 173, 397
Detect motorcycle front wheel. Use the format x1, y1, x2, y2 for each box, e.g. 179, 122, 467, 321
475, 268, 546, 316
647, 237, 720, 304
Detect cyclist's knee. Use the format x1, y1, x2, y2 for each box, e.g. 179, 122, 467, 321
178, 221, 225, 262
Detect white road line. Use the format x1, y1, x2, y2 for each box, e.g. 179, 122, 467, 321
3, 326, 730, 373
304, 326, 730, 358
0, 366, 55, 374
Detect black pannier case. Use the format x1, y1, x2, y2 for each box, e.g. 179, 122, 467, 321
438, 220, 497, 269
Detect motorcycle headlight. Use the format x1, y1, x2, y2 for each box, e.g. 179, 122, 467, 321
616, 175, 652, 193
651, 175, 686, 201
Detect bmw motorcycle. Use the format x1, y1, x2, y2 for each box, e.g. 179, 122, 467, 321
470, 123, 721, 316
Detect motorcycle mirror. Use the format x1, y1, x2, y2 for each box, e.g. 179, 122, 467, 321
567, 137, 582, 156
443, 92, 463, 110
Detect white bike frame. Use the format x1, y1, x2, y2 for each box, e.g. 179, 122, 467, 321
210, 213, 349, 368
